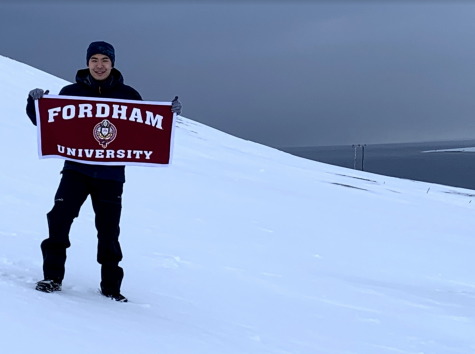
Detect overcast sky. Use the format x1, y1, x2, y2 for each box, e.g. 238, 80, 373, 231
1, 1, 475, 148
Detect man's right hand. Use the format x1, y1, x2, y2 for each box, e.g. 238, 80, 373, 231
29, 88, 49, 100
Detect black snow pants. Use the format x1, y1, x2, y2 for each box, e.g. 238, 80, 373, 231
41, 169, 124, 295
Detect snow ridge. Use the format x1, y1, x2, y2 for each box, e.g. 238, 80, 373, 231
1, 54, 475, 354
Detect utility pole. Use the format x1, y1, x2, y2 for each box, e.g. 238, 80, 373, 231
361, 144, 366, 171
352, 144, 367, 171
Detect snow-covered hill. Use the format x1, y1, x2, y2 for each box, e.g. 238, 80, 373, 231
1, 54, 475, 354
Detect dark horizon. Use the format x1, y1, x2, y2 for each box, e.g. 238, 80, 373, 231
281, 137, 475, 150
279, 138, 475, 191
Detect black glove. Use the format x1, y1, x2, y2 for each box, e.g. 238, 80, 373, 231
171, 96, 182, 115
29, 88, 49, 100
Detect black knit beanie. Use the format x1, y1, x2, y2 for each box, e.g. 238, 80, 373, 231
86, 41, 115, 67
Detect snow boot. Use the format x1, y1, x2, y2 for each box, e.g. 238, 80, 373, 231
100, 290, 128, 303
36, 279, 62, 293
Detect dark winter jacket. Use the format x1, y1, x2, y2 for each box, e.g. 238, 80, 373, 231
26, 68, 142, 182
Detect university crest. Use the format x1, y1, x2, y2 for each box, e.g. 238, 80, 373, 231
93, 119, 117, 148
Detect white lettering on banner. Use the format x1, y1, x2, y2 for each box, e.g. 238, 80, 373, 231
145, 112, 163, 129
63, 105, 76, 120
96, 104, 110, 118
46, 103, 165, 129
48, 107, 61, 123
112, 105, 127, 120
133, 150, 143, 158
129, 108, 143, 123
56, 145, 153, 160
78, 104, 93, 118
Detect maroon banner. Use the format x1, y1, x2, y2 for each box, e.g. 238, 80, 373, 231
35, 95, 175, 166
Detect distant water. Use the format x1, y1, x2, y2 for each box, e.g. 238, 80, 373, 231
280, 140, 475, 191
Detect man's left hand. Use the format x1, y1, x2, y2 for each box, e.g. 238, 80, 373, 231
171, 96, 182, 115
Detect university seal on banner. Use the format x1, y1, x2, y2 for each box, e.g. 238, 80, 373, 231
93, 119, 117, 148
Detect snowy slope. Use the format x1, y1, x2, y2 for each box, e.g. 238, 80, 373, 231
1, 54, 475, 354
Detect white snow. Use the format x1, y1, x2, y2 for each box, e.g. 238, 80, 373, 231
424, 147, 475, 153
1, 54, 475, 354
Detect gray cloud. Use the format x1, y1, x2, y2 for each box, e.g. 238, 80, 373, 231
1, 2, 475, 147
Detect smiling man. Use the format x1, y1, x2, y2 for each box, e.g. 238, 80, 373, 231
26, 41, 182, 302
89, 54, 112, 81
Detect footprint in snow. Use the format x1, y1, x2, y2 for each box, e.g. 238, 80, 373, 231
151, 254, 192, 269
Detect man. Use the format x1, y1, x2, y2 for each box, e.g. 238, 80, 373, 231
26, 41, 182, 302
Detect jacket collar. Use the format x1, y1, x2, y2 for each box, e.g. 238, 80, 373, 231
75, 68, 124, 93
